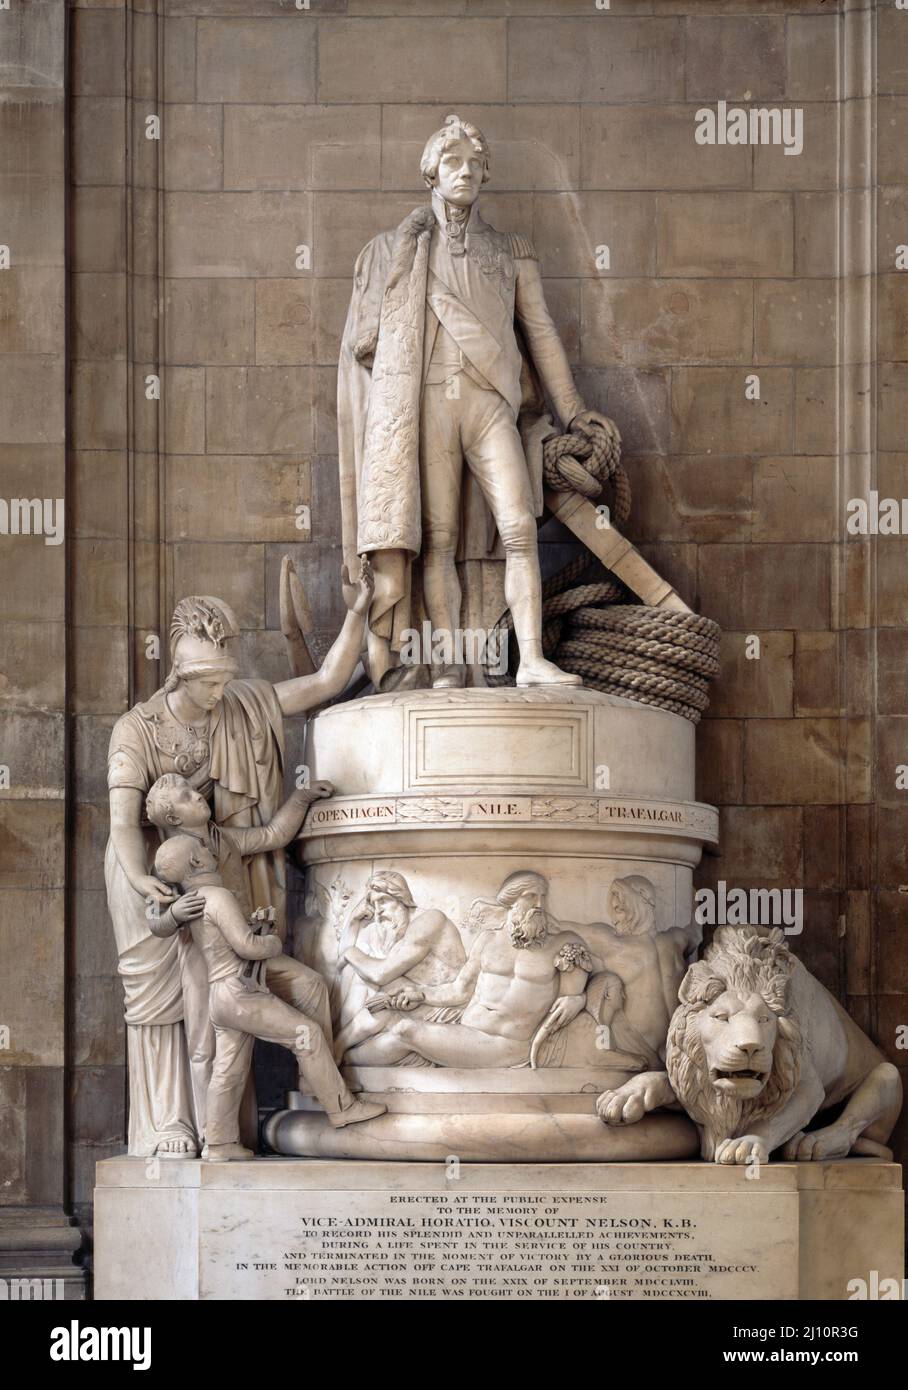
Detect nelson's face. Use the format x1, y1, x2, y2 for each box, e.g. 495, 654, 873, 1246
434, 135, 485, 207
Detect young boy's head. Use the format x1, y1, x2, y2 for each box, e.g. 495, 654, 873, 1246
154, 834, 218, 890
146, 774, 210, 832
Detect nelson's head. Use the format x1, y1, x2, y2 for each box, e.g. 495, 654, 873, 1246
420, 115, 490, 208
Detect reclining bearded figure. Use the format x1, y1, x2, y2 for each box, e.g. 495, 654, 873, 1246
330, 870, 692, 1074
346, 871, 593, 1068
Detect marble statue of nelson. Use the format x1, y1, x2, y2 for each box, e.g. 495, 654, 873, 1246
338, 115, 620, 691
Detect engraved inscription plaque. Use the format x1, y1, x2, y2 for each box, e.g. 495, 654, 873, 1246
200, 1188, 797, 1302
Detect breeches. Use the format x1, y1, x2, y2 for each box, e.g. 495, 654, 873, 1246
205, 960, 346, 1144
263, 952, 334, 1041
419, 377, 536, 553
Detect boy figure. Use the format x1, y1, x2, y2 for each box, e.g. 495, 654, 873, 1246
145, 771, 330, 925
154, 833, 385, 1161
145, 771, 338, 1138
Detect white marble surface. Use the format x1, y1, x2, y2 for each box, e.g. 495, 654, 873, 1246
301, 686, 706, 811
282, 687, 718, 1159
94, 1158, 903, 1302
264, 1108, 699, 1163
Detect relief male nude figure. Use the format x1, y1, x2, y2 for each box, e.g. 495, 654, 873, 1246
361, 871, 592, 1068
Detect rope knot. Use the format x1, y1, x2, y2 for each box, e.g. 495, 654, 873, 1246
542, 425, 630, 524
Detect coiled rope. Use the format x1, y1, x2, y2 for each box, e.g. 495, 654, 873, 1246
542, 425, 631, 525
486, 429, 721, 723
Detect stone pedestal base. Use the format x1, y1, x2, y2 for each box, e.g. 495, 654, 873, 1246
265, 1071, 699, 1161
0, 1207, 86, 1300
93, 1157, 903, 1302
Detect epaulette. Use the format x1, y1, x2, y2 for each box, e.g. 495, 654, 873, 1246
507, 231, 538, 261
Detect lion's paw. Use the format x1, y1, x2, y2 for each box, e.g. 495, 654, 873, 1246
714, 1135, 769, 1166
781, 1131, 806, 1160
596, 1087, 647, 1126
784, 1126, 853, 1161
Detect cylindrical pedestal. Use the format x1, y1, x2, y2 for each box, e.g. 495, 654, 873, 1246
265, 1069, 700, 1161
273, 688, 717, 1161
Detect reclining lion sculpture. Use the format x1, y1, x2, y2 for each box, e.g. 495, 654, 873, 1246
597, 926, 902, 1165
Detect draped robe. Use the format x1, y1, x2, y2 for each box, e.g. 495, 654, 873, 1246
105, 679, 285, 1155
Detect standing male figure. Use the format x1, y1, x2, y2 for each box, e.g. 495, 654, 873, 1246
339, 116, 620, 689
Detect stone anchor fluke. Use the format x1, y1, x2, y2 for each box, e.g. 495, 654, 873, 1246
280, 553, 317, 678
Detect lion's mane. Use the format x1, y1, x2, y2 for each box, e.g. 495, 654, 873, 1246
666, 926, 803, 1159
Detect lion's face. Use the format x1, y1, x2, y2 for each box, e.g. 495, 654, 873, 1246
697, 989, 778, 1100
666, 930, 803, 1160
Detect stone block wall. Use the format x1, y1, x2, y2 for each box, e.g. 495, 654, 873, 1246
0, 0, 85, 1292
0, 0, 68, 1209
1, 0, 906, 1252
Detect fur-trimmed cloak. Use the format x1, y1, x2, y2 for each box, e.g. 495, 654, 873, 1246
337, 204, 558, 651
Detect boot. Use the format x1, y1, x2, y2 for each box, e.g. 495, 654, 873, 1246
327, 1099, 387, 1129
433, 662, 466, 689
203, 1142, 254, 1163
